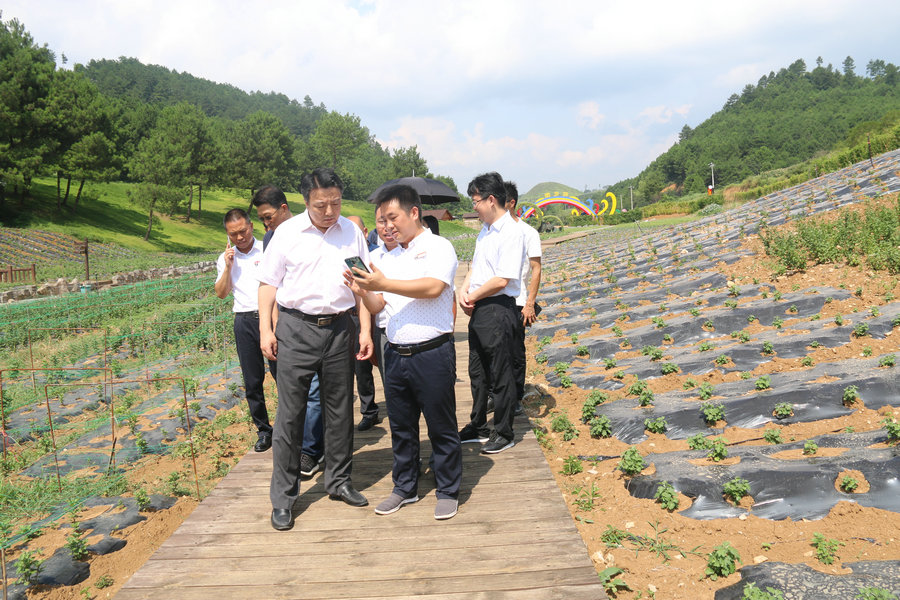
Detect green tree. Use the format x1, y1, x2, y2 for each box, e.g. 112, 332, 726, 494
389, 145, 429, 178
221, 110, 296, 196
0, 16, 56, 201
311, 111, 369, 171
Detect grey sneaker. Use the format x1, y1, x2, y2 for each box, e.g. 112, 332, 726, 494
374, 493, 419, 515
299, 453, 320, 477
434, 497, 458, 520
481, 433, 514, 454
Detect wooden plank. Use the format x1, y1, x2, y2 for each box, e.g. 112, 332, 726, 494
117, 570, 602, 599
116, 265, 607, 599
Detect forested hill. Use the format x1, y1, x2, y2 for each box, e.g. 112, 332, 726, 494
609, 57, 900, 205
77, 57, 326, 137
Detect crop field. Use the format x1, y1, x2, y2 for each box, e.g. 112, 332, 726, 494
526, 149, 900, 598
0, 272, 264, 599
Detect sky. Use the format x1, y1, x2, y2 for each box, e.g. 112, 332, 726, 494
4, 0, 900, 194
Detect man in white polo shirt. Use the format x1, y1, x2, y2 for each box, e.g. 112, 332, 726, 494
458, 172, 525, 454
345, 184, 462, 520
504, 181, 542, 412
214, 208, 273, 453
257, 169, 373, 531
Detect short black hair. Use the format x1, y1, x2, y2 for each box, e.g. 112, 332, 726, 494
300, 168, 344, 203
467, 172, 506, 206
223, 208, 251, 227
423, 215, 440, 235
251, 185, 288, 210
503, 181, 519, 206
374, 184, 423, 223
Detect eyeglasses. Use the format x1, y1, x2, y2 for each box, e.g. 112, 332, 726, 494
472, 195, 492, 206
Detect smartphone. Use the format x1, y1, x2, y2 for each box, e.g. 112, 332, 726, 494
344, 256, 370, 274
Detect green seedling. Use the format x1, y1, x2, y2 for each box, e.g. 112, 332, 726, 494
811, 532, 843, 565
842, 385, 859, 406
617, 446, 646, 476
589, 415, 612, 438
755, 375, 772, 390
705, 541, 741, 580
773, 402, 793, 419
660, 362, 679, 375
878, 354, 896, 367
687, 433, 712, 450
839, 475, 859, 493
644, 416, 667, 434
697, 382, 715, 401
763, 428, 783, 444
654, 481, 679, 511
742, 582, 785, 599
700, 401, 725, 425
723, 477, 751, 504
561, 455, 583, 475
707, 438, 729, 462
803, 440, 819, 455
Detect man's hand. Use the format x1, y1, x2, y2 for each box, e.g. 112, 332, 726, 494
458, 285, 474, 316
222, 240, 235, 268
357, 333, 374, 361
260, 330, 278, 361
521, 303, 537, 326
348, 262, 387, 292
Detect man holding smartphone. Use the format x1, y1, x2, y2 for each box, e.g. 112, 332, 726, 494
345, 184, 462, 520
257, 169, 373, 531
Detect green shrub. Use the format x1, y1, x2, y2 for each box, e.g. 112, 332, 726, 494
697, 382, 715, 401
589, 415, 612, 438
644, 416, 668, 434
707, 438, 729, 462
855, 587, 898, 600
879, 354, 897, 367
705, 541, 741, 580
834, 314, 845, 326
715, 354, 731, 366
698, 340, 715, 352
763, 428, 783, 444
617, 446, 646, 476
801, 356, 814, 367
742, 582, 785, 600
853, 322, 870, 337
580, 390, 608, 423
701, 401, 725, 425
842, 385, 860, 406
14, 549, 44, 584
660, 362, 679, 375
811, 532, 843, 565
561, 455, 583, 475
554, 361, 570, 375
803, 440, 819, 455
627, 379, 649, 396
755, 375, 772, 390
638, 390, 655, 407
575, 345, 590, 357
772, 317, 784, 328
654, 481, 679, 511
683, 377, 698, 389
840, 475, 859, 493
723, 477, 751, 504
761, 341, 775, 355
773, 402, 793, 419
687, 433, 712, 450
603, 357, 617, 369
881, 415, 900, 442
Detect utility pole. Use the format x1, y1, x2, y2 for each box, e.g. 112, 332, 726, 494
629, 186, 634, 211
709, 163, 716, 192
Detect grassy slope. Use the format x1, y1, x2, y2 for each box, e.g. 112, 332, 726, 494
0, 177, 476, 255
520, 181, 585, 202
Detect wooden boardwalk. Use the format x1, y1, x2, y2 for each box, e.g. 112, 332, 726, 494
117, 267, 607, 600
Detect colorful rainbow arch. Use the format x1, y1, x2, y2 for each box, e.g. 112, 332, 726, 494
520, 192, 616, 218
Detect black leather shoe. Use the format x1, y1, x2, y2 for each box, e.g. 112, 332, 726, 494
254, 432, 272, 452
329, 482, 368, 507
357, 414, 383, 431
271, 508, 294, 530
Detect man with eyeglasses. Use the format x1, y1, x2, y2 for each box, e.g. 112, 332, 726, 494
458, 172, 526, 454
215, 208, 273, 453
251, 187, 325, 478
258, 169, 373, 531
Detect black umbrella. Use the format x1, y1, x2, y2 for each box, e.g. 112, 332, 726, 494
366, 176, 459, 204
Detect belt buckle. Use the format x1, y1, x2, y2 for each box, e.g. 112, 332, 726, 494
316, 316, 333, 326
397, 346, 413, 357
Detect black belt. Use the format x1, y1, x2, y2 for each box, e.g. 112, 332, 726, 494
388, 333, 453, 357
279, 306, 348, 326
474, 295, 516, 309
234, 310, 259, 318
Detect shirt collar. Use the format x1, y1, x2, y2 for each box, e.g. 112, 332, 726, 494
488, 210, 513, 233
235, 238, 260, 256
404, 227, 431, 251
298, 210, 345, 234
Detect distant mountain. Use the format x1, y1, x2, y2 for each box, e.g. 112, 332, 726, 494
76, 57, 327, 136
608, 57, 900, 207
521, 181, 584, 202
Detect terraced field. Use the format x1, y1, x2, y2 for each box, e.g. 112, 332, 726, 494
527, 149, 900, 598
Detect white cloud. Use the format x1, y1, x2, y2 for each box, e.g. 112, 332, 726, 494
576, 101, 605, 130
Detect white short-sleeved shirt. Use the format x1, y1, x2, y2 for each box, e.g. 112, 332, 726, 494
379, 229, 458, 344
469, 210, 524, 299
217, 238, 263, 313
369, 245, 395, 330
515, 218, 542, 306
257, 211, 370, 314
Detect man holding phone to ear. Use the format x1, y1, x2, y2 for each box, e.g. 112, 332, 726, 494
257, 169, 373, 531
214, 208, 273, 452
